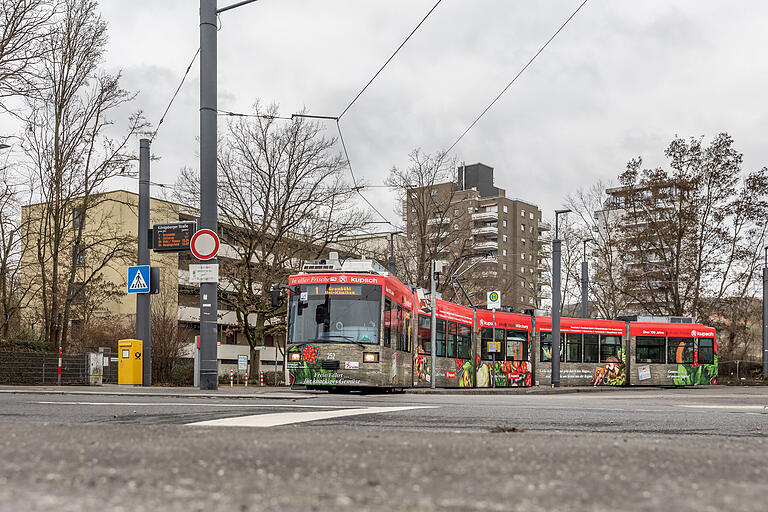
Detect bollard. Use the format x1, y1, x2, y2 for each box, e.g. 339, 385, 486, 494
230, 368, 233, 387
57, 346, 62, 386
260, 371, 264, 387
244, 369, 248, 387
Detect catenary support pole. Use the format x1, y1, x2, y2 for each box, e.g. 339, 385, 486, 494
552, 237, 561, 387
137, 138, 151, 386
430, 260, 437, 389
763, 250, 767, 376
581, 238, 592, 319
199, 0, 218, 390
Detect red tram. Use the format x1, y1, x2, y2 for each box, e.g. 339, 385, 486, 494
285, 257, 717, 390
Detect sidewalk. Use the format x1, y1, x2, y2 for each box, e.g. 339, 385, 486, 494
0, 383, 667, 398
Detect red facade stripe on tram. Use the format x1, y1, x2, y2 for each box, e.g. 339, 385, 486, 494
629, 322, 716, 338
534, 316, 625, 335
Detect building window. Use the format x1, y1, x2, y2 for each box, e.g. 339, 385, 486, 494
521, 280, 525, 288
454, 223, 459, 230
529, 254, 533, 262
521, 209, 525, 217
521, 266, 525, 273
520, 253, 525, 260
72, 208, 85, 230
530, 225, 534, 233
502, 249, 507, 256
502, 263, 507, 271
530, 212, 534, 220
503, 205, 508, 213
521, 238, 526, 246
430, 189, 437, 196
521, 223, 525, 232
73, 245, 85, 267
453, 209, 459, 216
467, 207, 473, 214
69, 282, 85, 304
503, 235, 508, 243
503, 220, 507, 228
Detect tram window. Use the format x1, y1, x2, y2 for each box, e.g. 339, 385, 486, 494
583, 334, 598, 362
565, 333, 582, 362
457, 324, 472, 359
418, 315, 431, 354
446, 322, 458, 358
495, 329, 505, 359
481, 327, 495, 361
636, 336, 665, 363
383, 298, 392, 347
392, 303, 402, 349
668, 337, 694, 364
698, 338, 715, 365
397, 307, 410, 352
600, 335, 622, 363
436, 319, 446, 357
505, 330, 528, 361
540, 333, 563, 362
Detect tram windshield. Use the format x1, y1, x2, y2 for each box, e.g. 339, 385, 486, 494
288, 283, 381, 345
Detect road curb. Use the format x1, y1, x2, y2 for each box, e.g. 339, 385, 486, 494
404, 386, 665, 395
0, 387, 309, 400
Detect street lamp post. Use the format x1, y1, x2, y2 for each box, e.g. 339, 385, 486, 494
552, 208, 571, 388
581, 238, 594, 319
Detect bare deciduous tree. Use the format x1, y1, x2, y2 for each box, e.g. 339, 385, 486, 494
0, 0, 54, 113
21, 0, 145, 350
177, 103, 369, 380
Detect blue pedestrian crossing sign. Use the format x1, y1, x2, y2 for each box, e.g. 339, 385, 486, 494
127, 265, 150, 294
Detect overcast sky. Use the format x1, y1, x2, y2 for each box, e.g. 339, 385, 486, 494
76, 1, 768, 224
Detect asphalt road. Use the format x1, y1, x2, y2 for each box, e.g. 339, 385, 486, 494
1, 386, 766, 511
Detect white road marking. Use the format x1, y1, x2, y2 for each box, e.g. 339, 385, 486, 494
186, 405, 437, 427
34, 401, 351, 409
679, 405, 768, 410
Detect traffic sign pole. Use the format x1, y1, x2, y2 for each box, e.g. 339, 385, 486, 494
137, 138, 151, 387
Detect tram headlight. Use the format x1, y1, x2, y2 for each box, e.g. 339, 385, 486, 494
363, 352, 379, 363
289, 352, 301, 361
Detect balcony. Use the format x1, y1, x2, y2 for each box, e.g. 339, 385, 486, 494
538, 221, 551, 231
472, 225, 498, 237
471, 211, 497, 222
427, 217, 450, 226
474, 240, 498, 251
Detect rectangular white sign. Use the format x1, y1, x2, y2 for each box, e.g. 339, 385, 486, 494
638, 365, 651, 381
345, 361, 359, 369
237, 354, 248, 370
189, 263, 219, 283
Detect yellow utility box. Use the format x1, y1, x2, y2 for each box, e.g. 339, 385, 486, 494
118, 339, 143, 385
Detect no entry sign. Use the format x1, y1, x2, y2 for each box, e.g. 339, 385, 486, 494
190, 228, 220, 260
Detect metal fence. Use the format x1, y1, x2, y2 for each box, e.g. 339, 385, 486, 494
100, 350, 118, 384
0, 351, 91, 385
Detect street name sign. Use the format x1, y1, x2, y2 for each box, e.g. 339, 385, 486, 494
190, 228, 219, 260
152, 221, 195, 252
127, 265, 150, 294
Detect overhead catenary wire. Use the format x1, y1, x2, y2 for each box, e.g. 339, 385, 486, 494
339, 0, 442, 119
151, 47, 200, 143
444, 0, 589, 155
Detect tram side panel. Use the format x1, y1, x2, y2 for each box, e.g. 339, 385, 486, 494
629, 323, 718, 386
534, 317, 628, 387
474, 310, 533, 388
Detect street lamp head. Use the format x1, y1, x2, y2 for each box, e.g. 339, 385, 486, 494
0, 144, 10, 150
555, 208, 572, 215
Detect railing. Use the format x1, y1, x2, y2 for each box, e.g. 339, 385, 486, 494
471, 211, 497, 222
0, 351, 90, 385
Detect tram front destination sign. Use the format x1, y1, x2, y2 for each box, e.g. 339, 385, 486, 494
152, 221, 196, 252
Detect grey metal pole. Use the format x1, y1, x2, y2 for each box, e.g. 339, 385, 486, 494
430, 260, 437, 389
199, 0, 218, 390
137, 138, 151, 387
552, 237, 561, 388
388, 232, 396, 275
581, 260, 588, 319
763, 262, 767, 376
492, 308, 496, 388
